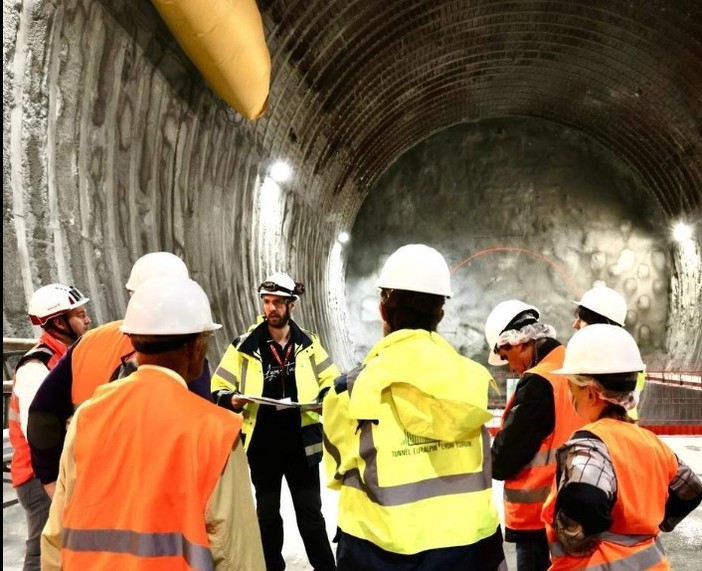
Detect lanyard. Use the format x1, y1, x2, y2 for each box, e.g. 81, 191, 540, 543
269, 341, 293, 399
269, 342, 293, 370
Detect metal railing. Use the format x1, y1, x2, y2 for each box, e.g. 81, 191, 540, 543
646, 370, 702, 390
484, 369, 702, 435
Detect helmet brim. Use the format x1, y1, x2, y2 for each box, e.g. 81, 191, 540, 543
488, 351, 507, 366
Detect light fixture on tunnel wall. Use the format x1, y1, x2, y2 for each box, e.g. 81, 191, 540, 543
672, 221, 693, 243
268, 160, 292, 183
257, 175, 284, 257
337, 231, 350, 244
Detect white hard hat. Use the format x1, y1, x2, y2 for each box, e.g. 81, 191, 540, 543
258, 272, 300, 298
28, 284, 90, 326
121, 277, 221, 335
125, 252, 189, 291
553, 324, 645, 375
572, 286, 627, 326
375, 244, 453, 297
484, 300, 539, 366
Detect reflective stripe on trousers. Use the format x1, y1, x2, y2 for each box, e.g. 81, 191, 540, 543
305, 441, 323, 457
341, 425, 493, 506
549, 534, 665, 570
64, 528, 214, 571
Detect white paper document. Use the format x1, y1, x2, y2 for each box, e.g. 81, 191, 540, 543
240, 395, 320, 411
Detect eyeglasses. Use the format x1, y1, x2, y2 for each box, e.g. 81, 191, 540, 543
259, 281, 295, 296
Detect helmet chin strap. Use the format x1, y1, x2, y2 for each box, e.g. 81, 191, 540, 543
47, 314, 79, 343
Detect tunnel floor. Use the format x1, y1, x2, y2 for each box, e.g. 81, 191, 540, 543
3, 437, 700, 570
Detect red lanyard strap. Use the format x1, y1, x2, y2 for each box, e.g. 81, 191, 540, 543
269, 342, 293, 369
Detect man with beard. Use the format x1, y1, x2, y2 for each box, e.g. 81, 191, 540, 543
212, 272, 339, 571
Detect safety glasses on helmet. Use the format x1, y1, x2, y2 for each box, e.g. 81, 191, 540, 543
259, 281, 295, 296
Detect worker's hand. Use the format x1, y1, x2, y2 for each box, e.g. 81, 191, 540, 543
555, 510, 599, 556
43, 481, 57, 499
230, 395, 252, 410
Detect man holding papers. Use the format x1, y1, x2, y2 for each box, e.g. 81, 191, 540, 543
212, 272, 340, 571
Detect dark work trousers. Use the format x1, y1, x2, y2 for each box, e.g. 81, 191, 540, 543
15, 476, 51, 571
336, 526, 507, 571
248, 408, 335, 571
515, 532, 551, 571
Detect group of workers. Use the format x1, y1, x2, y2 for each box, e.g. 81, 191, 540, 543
8, 245, 702, 571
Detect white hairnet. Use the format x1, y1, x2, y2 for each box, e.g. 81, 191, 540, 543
570, 375, 638, 411
495, 322, 557, 350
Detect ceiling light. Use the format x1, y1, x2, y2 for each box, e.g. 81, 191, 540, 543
672, 222, 692, 243
268, 160, 292, 183
337, 231, 350, 244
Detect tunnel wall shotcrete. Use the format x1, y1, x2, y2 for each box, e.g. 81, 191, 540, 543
2, 0, 354, 364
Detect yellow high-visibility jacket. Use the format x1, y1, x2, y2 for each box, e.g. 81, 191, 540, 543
212, 319, 339, 463
627, 370, 647, 421
323, 329, 500, 555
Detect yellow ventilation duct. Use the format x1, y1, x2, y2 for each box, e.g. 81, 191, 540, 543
150, 0, 270, 119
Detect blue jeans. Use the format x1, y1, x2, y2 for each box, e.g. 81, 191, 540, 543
16, 477, 51, 571
515, 534, 551, 571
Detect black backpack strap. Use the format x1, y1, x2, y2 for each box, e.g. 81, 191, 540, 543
109, 351, 137, 381
15, 345, 54, 372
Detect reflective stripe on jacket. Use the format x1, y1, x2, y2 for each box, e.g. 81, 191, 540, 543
543, 419, 677, 570
211, 320, 339, 462
323, 329, 501, 555
502, 345, 586, 531
9, 331, 66, 487
61, 367, 242, 570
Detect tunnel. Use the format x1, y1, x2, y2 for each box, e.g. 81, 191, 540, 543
3, 0, 701, 394
3, 1, 702, 569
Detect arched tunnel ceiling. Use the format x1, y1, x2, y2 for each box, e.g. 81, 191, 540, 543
253, 0, 701, 219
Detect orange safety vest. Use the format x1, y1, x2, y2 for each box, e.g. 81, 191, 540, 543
61, 367, 242, 570
502, 345, 586, 531
9, 331, 67, 487
543, 419, 677, 570
70, 320, 134, 405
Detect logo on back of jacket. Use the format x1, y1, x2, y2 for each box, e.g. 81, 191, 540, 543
390, 430, 473, 457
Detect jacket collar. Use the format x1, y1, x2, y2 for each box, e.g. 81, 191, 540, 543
238, 318, 312, 357
364, 329, 449, 363
534, 337, 562, 365
38, 330, 70, 359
